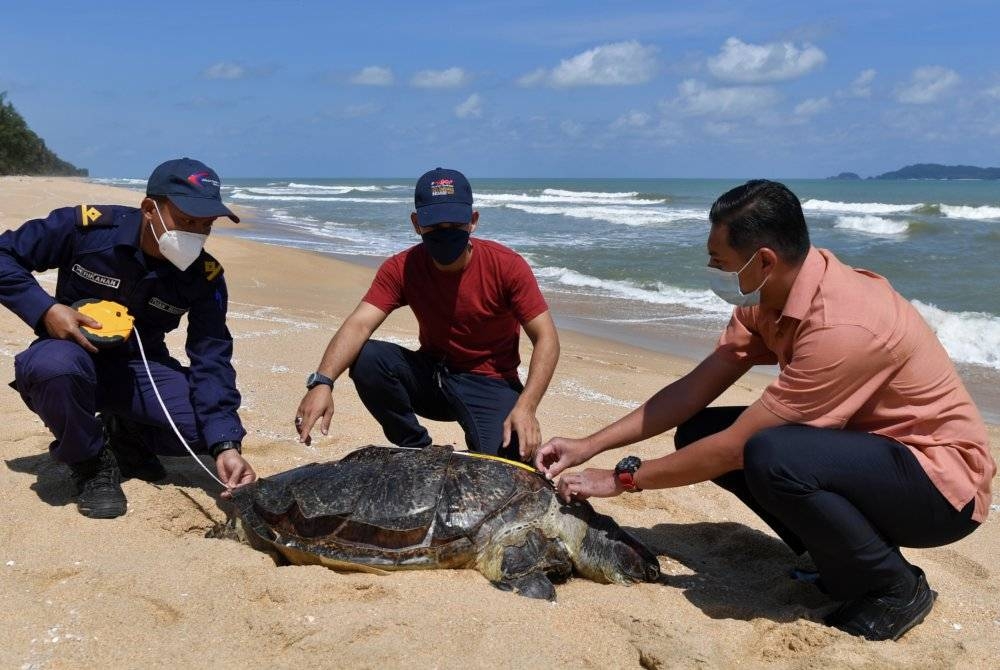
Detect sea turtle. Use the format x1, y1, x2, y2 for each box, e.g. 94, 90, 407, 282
223, 444, 661, 600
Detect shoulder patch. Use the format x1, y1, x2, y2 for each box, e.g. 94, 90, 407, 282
76, 205, 114, 228
203, 259, 224, 281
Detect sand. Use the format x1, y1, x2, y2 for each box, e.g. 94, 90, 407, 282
1, 177, 997, 669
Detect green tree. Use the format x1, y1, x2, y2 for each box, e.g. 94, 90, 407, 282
0, 92, 87, 176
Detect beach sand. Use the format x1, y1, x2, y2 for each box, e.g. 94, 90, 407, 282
1, 177, 997, 669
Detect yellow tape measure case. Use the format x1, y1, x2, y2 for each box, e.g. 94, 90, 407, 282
72, 299, 135, 349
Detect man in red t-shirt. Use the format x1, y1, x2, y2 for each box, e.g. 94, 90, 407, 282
294, 168, 559, 461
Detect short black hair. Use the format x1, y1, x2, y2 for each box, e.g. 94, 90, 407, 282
709, 180, 810, 264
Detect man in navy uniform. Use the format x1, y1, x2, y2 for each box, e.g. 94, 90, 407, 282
0, 158, 256, 518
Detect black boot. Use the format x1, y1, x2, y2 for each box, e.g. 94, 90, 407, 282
70, 447, 127, 519
824, 567, 936, 641
100, 413, 166, 482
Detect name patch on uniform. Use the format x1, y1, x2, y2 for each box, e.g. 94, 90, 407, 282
72, 264, 121, 288
148, 297, 187, 316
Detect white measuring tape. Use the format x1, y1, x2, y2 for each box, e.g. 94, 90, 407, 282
132, 324, 229, 490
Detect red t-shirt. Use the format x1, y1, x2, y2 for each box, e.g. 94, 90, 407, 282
362, 238, 548, 380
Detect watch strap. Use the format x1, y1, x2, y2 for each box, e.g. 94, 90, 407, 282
209, 440, 242, 458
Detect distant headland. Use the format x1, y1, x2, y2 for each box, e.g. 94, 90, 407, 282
828, 164, 1000, 180
0, 92, 87, 177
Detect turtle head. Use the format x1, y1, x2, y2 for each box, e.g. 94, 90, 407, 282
560, 501, 660, 585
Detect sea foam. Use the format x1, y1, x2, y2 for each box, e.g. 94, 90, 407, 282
802, 199, 923, 215
504, 204, 702, 226
912, 300, 1000, 370
939, 204, 1000, 221
833, 215, 909, 235
535, 266, 731, 316
476, 192, 665, 206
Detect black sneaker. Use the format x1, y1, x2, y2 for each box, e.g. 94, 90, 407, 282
100, 413, 167, 482
70, 447, 127, 519
824, 568, 937, 641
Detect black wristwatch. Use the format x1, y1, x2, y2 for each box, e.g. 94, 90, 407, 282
614, 455, 643, 492
306, 371, 335, 390
210, 440, 242, 459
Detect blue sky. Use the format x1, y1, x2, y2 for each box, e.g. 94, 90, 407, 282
2, 1, 998, 178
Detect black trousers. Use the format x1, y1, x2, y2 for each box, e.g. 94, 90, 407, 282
349, 340, 524, 459
675, 406, 979, 600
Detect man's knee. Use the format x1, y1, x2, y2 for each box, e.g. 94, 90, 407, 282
743, 426, 805, 498
349, 340, 398, 383
15, 340, 95, 388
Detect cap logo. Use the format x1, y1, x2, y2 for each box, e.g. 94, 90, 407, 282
187, 171, 221, 188
430, 179, 454, 197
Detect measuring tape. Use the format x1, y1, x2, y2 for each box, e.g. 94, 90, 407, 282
73, 299, 135, 348
73, 300, 228, 489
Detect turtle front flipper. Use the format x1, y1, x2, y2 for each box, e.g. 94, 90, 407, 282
492, 571, 558, 600
482, 528, 573, 601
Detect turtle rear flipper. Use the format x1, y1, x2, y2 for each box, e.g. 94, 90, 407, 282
486, 528, 573, 601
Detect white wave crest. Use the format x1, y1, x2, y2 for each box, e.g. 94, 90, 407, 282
833, 215, 909, 235
534, 266, 731, 315
505, 203, 702, 226
802, 199, 923, 215
542, 188, 639, 199
286, 182, 386, 192
476, 192, 664, 206
91, 178, 146, 186
912, 300, 1000, 370
229, 190, 406, 204
939, 204, 1000, 221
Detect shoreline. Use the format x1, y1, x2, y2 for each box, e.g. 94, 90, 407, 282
223, 230, 1000, 425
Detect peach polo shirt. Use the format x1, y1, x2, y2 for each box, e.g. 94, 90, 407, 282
716, 247, 994, 522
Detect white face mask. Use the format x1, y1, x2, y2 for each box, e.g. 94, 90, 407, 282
707, 250, 767, 306
151, 201, 207, 271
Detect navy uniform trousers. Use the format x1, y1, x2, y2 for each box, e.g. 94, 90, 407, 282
349, 340, 524, 460
14, 339, 203, 465
676, 406, 979, 601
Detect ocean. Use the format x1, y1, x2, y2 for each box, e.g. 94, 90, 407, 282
95, 176, 1000, 421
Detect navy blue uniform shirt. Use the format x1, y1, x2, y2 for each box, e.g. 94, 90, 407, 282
0, 204, 245, 446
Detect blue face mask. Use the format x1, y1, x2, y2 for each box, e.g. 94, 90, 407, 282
422, 227, 470, 265
706, 250, 767, 306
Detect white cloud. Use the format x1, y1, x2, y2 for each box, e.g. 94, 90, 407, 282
455, 93, 483, 119
350, 66, 394, 86
411, 67, 469, 88
986, 85, 1000, 100
896, 66, 960, 104
850, 68, 877, 98
708, 37, 826, 83
612, 111, 650, 130
673, 79, 779, 118
516, 69, 548, 87
203, 62, 245, 80
518, 41, 658, 88
794, 97, 830, 117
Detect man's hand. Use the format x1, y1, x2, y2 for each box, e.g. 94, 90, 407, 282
555, 468, 622, 502
503, 404, 541, 461
295, 386, 334, 446
216, 450, 256, 498
43, 303, 102, 354
534, 436, 595, 479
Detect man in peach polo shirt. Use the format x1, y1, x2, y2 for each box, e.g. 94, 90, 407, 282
535, 180, 994, 641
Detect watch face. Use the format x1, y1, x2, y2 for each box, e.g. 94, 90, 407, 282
615, 455, 642, 475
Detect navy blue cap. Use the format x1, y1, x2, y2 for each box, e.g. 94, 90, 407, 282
146, 157, 239, 223
414, 167, 473, 227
